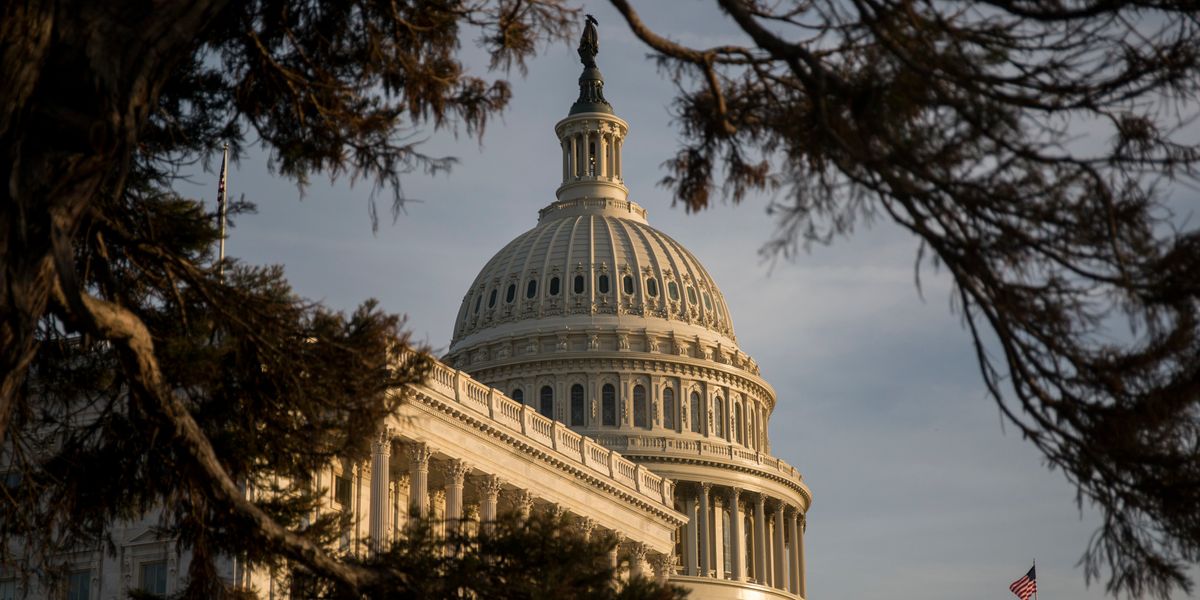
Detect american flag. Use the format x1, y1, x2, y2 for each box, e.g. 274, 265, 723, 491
1009, 565, 1037, 600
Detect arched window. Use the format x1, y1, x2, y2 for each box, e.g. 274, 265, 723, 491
539, 385, 554, 419
662, 388, 675, 430
549, 276, 561, 296
573, 274, 585, 294
623, 275, 634, 295
668, 281, 680, 301
714, 396, 724, 438
597, 274, 610, 294
506, 283, 517, 303
512, 388, 524, 404
602, 384, 617, 426
570, 384, 586, 426
526, 279, 538, 299
646, 278, 658, 297
690, 391, 702, 433
723, 510, 733, 574
733, 401, 743, 444
488, 289, 497, 308
633, 385, 648, 429
474, 294, 482, 313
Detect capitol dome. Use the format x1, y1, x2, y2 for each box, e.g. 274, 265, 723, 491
443, 29, 810, 598
448, 196, 738, 356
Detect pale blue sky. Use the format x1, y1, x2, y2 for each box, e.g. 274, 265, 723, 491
177, 3, 1198, 598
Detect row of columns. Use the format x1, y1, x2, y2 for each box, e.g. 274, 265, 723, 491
678, 483, 806, 597
366, 434, 675, 583
562, 129, 622, 182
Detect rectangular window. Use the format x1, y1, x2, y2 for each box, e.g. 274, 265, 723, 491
139, 561, 167, 596
0, 580, 15, 600
334, 474, 352, 506
66, 570, 90, 600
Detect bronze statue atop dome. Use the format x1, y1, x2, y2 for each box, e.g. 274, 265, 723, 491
578, 14, 599, 68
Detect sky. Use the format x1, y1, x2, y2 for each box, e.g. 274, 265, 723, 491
175, 3, 1195, 599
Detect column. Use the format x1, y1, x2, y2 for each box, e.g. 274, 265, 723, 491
713, 494, 725, 579
753, 493, 767, 585
569, 134, 578, 178
576, 133, 586, 177
562, 139, 569, 181
728, 487, 743, 581
477, 474, 502, 525
773, 503, 786, 589
697, 483, 711, 577
512, 489, 534, 520
628, 543, 648, 580
651, 553, 673, 585
798, 515, 807, 597
407, 443, 431, 518
444, 460, 470, 533
788, 508, 801, 594
683, 495, 698, 576
577, 516, 596, 542
369, 428, 392, 553
597, 130, 607, 178
615, 137, 622, 179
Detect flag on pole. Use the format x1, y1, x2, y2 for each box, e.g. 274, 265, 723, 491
1009, 565, 1037, 600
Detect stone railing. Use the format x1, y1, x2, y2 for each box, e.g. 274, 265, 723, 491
411, 351, 676, 510
593, 434, 804, 487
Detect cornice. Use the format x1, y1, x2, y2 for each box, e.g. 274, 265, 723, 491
403, 387, 687, 527
461, 351, 777, 409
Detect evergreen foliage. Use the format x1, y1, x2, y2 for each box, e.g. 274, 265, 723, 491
610, 1, 1200, 597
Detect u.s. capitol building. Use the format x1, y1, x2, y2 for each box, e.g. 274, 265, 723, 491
10, 29, 811, 600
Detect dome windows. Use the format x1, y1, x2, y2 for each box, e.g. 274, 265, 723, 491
633, 385, 648, 429
687, 286, 698, 305
598, 274, 610, 294
539, 385, 554, 419
506, 283, 517, 303
646, 278, 658, 297
714, 395, 725, 438
689, 391, 702, 433
488, 289, 498, 308
622, 275, 634, 295
601, 384, 617, 426
549, 276, 561, 296
474, 294, 482, 314
668, 281, 680, 301
703, 292, 713, 310
570, 384, 586, 426
662, 388, 675, 430
526, 279, 538, 299
573, 274, 585, 294
512, 388, 524, 404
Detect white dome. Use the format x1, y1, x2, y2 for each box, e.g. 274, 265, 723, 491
448, 197, 738, 356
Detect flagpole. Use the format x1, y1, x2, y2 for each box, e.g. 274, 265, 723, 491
1033, 558, 1038, 600
217, 143, 228, 281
